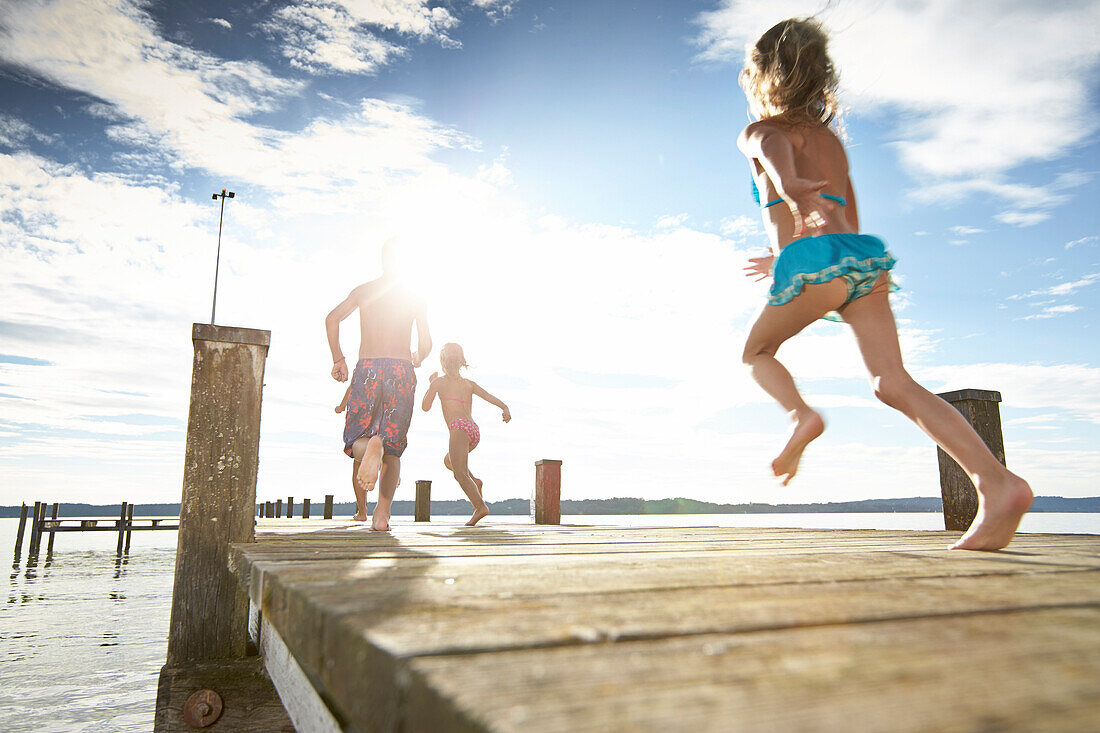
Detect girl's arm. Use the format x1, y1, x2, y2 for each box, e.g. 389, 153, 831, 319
737, 123, 834, 238
421, 379, 438, 412
471, 382, 511, 423
844, 175, 860, 232
743, 254, 775, 281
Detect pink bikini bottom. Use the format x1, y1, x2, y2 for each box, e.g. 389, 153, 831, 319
448, 417, 480, 450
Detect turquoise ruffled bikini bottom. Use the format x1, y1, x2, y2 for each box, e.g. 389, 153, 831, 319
768, 233, 898, 322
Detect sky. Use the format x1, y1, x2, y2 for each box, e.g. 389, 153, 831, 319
1, 0, 1099, 509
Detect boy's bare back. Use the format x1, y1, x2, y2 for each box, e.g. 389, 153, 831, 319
349, 279, 424, 361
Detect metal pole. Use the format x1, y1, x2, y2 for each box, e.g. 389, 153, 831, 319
211, 193, 226, 325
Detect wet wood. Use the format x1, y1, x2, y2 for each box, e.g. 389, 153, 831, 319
231, 522, 1100, 731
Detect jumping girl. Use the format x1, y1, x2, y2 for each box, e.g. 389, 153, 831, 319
421, 343, 512, 527
737, 18, 1032, 550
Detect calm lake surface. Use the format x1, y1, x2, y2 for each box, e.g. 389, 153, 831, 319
3, 512, 1097, 731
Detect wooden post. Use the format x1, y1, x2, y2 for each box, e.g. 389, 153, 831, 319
116, 501, 129, 555
125, 504, 135, 553
28, 501, 43, 557
257, 503, 262, 517
302, 498, 311, 519
13, 503, 29, 562
265, 501, 273, 518
275, 499, 282, 518
323, 494, 334, 520
46, 503, 59, 556
936, 389, 1006, 531
534, 460, 562, 525
287, 497, 293, 519
414, 480, 431, 522
156, 324, 290, 732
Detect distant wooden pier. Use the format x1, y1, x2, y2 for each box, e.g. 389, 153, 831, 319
232, 519, 1100, 731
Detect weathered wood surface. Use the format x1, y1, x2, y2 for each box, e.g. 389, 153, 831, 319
936, 389, 1006, 530
233, 521, 1100, 732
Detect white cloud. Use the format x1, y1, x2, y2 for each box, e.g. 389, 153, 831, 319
655, 213, 689, 229
0, 114, 56, 148
264, 0, 510, 74
1021, 305, 1082, 320
1066, 235, 1099, 250
719, 214, 762, 241
949, 225, 984, 236
996, 211, 1050, 228
1012, 273, 1100, 300
694, 1, 1100, 207
209, 17, 231, 30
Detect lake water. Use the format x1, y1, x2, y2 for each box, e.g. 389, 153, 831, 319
2, 512, 1097, 731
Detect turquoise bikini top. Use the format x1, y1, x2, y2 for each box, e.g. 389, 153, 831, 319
752, 178, 846, 208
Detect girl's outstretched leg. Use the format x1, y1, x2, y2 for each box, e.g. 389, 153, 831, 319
448, 431, 489, 526
840, 280, 1032, 550
743, 279, 847, 484
445, 453, 483, 494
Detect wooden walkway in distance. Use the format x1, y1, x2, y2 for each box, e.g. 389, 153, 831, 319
231, 520, 1100, 732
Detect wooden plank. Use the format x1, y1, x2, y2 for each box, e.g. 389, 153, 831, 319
154, 658, 294, 733
403, 607, 1100, 733
259, 615, 341, 733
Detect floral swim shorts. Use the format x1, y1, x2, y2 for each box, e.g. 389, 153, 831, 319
343, 358, 417, 457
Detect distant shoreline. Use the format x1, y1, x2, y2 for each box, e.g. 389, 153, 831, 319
3, 496, 1098, 518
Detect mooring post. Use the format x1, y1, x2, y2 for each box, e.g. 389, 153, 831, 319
28, 501, 43, 557
265, 501, 273, 518
155, 324, 291, 732
534, 460, 562, 525
46, 503, 59, 556
124, 504, 135, 553
286, 496, 293, 519
275, 499, 282, 518
13, 503, 29, 562
936, 389, 1006, 531
414, 480, 431, 522
116, 502, 129, 555
323, 494, 334, 520
302, 498, 311, 519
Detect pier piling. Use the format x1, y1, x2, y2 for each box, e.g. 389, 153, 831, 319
155, 324, 290, 732
275, 499, 282, 518
302, 498, 310, 519
935, 389, 1006, 531
13, 503, 29, 562
124, 504, 134, 553
415, 480, 431, 522
534, 459, 562, 525
46, 503, 59, 556
286, 496, 293, 519
323, 494, 333, 520
28, 501, 43, 557
115, 502, 128, 556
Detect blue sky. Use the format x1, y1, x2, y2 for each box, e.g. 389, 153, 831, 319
1, 0, 1098, 508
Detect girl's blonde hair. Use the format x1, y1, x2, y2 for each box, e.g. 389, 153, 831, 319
740, 18, 840, 129
440, 343, 467, 376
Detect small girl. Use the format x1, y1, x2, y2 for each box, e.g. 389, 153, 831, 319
736, 18, 1032, 550
421, 343, 511, 526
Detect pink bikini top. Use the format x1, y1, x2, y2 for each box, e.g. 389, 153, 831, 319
440, 397, 472, 405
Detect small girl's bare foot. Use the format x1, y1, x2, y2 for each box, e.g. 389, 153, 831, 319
951, 475, 1033, 551
356, 436, 383, 492
772, 410, 825, 486
352, 510, 368, 522
465, 506, 489, 526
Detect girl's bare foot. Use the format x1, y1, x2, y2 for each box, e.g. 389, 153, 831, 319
370, 510, 390, 531
473, 477, 483, 494
772, 410, 825, 486
951, 475, 1033, 550
465, 506, 489, 526
356, 436, 383, 492
352, 510, 368, 522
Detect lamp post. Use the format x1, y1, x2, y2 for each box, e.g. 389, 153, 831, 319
210, 188, 235, 325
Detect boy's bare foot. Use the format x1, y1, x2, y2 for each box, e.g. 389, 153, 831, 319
951, 475, 1033, 551
356, 436, 383, 492
772, 410, 825, 486
370, 520, 390, 531
352, 510, 368, 522
473, 477, 483, 493
465, 506, 489, 527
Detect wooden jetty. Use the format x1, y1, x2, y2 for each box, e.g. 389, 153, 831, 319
153, 323, 1099, 731
232, 519, 1100, 732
